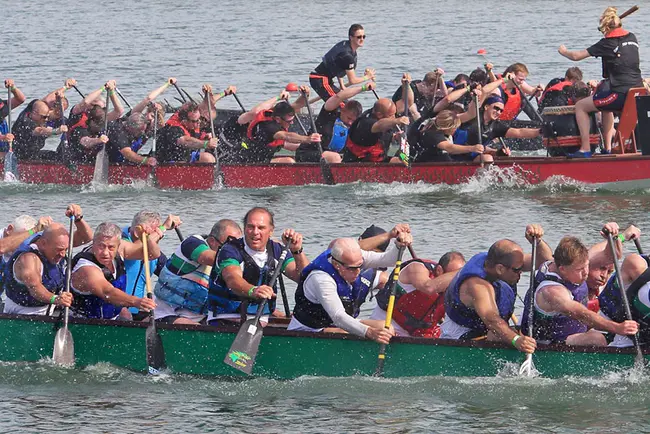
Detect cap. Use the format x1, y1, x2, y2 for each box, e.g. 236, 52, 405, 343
359, 224, 389, 252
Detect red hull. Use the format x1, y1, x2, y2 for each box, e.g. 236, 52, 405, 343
2, 155, 650, 190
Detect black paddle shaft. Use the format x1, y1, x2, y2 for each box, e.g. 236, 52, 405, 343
634, 238, 644, 255
278, 274, 291, 316
232, 93, 246, 112
173, 83, 186, 102
526, 239, 538, 338
509, 79, 545, 123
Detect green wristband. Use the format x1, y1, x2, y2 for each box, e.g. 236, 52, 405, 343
219, 91, 226, 98
361, 84, 367, 92
248, 286, 256, 297
141, 157, 148, 165
49, 295, 57, 305
618, 233, 626, 243
511, 335, 520, 348
158, 224, 167, 233
203, 140, 208, 149
28, 228, 35, 236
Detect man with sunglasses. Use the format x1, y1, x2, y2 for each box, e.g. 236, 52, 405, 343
288, 226, 413, 345
157, 102, 217, 163
153, 219, 242, 325
441, 225, 552, 354
309, 24, 375, 103
522, 227, 638, 346
11, 100, 69, 161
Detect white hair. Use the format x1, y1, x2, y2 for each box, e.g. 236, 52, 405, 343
12, 215, 36, 232
94, 222, 122, 241
131, 210, 161, 229
330, 238, 360, 259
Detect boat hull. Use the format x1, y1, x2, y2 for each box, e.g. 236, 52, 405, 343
0, 314, 644, 378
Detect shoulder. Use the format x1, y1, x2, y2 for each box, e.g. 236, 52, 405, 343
461, 276, 493, 294
217, 240, 244, 261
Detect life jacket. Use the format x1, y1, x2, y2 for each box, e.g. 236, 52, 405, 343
70, 246, 127, 319
0, 256, 6, 296
121, 227, 159, 312
376, 259, 445, 338
539, 79, 574, 109
520, 262, 589, 343
246, 109, 286, 148
4, 234, 66, 307
349, 268, 378, 318
600, 29, 642, 91
166, 112, 205, 139
328, 118, 349, 152
67, 111, 88, 140
444, 252, 516, 335
209, 238, 279, 316
318, 40, 357, 79
344, 111, 385, 162
293, 249, 360, 329
499, 83, 523, 121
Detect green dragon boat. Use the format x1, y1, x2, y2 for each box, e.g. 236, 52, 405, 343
0, 313, 645, 378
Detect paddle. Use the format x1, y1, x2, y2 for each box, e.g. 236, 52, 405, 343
71, 85, 86, 99
205, 90, 224, 187
407, 245, 417, 259
92, 88, 110, 184
3, 86, 17, 181
300, 88, 336, 186
52, 215, 75, 366
224, 240, 290, 375
172, 82, 186, 103
633, 238, 643, 255
606, 231, 645, 368
474, 93, 484, 159
509, 78, 556, 138
397, 78, 410, 166
174, 226, 184, 242
620, 5, 639, 20
519, 238, 537, 377
148, 104, 159, 186
232, 93, 246, 113
278, 274, 291, 316
115, 87, 132, 111
182, 88, 196, 104
142, 230, 166, 374
375, 245, 406, 376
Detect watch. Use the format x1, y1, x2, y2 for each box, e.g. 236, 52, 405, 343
291, 247, 303, 255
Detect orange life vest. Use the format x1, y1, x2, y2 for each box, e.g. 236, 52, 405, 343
344, 135, 384, 162
246, 110, 286, 148
67, 112, 89, 139
166, 112, 206, 139
500, 83, 523, 120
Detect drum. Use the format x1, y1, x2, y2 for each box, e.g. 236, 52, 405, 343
541, 106, 600, 154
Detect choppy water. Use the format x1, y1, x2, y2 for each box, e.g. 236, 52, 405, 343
2, 0, 650, 432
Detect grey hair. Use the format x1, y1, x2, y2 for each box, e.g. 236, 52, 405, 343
131, 210, 162, 229
330, 238, 360, 259
12, 215, 37, 232
209, 219, 242, 240
94, 222, 122, 241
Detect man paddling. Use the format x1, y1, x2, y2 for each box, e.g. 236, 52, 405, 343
441, 225, 552, 353
0, 79, 26, 160
11, 100, 69, 161
1, 215, 46, 296
157, 102, 217, 163
309, 24, 375, 102
391, 70, 445, 120
70, 222, 159, 320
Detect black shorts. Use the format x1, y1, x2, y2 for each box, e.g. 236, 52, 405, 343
593, 80, 627, 112
295, 146, 323, 163
309, 74, 340, 102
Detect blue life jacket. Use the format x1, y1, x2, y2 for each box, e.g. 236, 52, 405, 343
444, 252, 516, 335
121, 226, 159, 313
208, 238, 278, 316
4, 234, 66, 307
320, 40, 357, 78
70, 247, 127, 319
0, 118, 8, 149
520, 263, 589, 343
293, 249, 357, 329
0, 255, 7, 296
328, 118, 349, 152
350, 268, 378, 318
452, 128, 468, 145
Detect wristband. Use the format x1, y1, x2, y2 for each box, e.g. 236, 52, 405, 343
100, 86, 106, 92
618, 233, 626, 243
141, 157, 148, 165
10, 86, 16, 92
291, 247, 303, 255
503, 77, 509, 84
361, 84, 367, 92
74, 215, 84, 223
29, 228, 35, 236
218, 91, 226, 98
158, 224, 167, 233
50, 295, 57, 305
276, 96, 281, 101
203, 140, 208, 149
248, 286, 256, 297
163, 82, 170, 89
511, 335, 520, 348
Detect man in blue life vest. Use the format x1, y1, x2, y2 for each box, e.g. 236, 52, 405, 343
70, 222, 159, 320
309, 24, 376, 102
521, 231, 638, 346
154, 219, 243, 325
209, 207, 309, 326
288, 226, 413, 344
121, 211, 181, 320
441, 225, 552, 354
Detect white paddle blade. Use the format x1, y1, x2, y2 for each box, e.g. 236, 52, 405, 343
518, 354, 534, 377
93, 146, 109, 184
52, 328, 75, 366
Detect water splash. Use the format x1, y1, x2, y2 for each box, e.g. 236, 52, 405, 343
81, 179, 157, 194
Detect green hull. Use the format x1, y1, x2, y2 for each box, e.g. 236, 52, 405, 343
0, 314, 645, 378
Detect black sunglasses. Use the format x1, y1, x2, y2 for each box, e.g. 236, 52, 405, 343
492, 106, 504, 113
332, 256, 363, 271
355, 35, 366, 40
501, 263, 523, 273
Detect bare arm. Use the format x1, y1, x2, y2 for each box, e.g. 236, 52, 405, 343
106, 89, 124, 121
371, 117, 405, 134
71, 266, 143, 308
72, 86, 105, 115
464, 278, 518, 343
434, 87, 469, 114
222, 264, 259, 297
273, 130, 311, 144
238, 93, 287, 125
72, 219, 93, 247
438, 140, 482, 155
14, 253, 59, 303
505, 127, 541, 139
131, 78, 175, 114
119, 147, 148, 165
558, 46, 591, 62
0, 230, 30, 256
120, 235, 161, 261
323, 85, 367, 112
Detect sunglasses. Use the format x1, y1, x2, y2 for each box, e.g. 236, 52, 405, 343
332, 256, 363, 271
501, 263, 523, 274
34, 113, 49, 119
216, 235, 237, 248
355, 35, 366, 40
281, 116, 295, 123
492, 106, 504, 113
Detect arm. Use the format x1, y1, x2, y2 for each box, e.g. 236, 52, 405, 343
237, 92, 289, 125
120, 147, 149, 165
323, 84, 370, 112
457, 93, 478, 124
400, 262, 459, 296
523, 225, 553, 270
65, 204, 93, 247
273, 130, 313, 144
120, 233, 161, 261
15, 253, 71, 306
71, 266, 148, 308
80, 136, 107, 149
0, 230, 31, 256
131, 78, 175, 114
438, 140, 484, 155
371, 117, 408, 134
345, 68, 373, 86
33, 126, 66, 138
106, 88, 124, 122
72, 85, 105, 115
465, 278, 519, 343
4, 80, 26, 108
177, 134, 217, 150
505, 127, 541, 139
434, 86, 470, 114
558, 45, 591, 62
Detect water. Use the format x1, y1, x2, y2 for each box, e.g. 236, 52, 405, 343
2, 0, 650, 431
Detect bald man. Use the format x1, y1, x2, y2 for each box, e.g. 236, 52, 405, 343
441, 225, 552, 354
342, 98, 409, 163
289, 229, 412, 345
12, 100, 68, 161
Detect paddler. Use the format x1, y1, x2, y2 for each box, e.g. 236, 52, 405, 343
391, 69, 446, 120
538, 67, 584, 110
67, 80, 124, 145
70, 222, 159, 320
521, 229, 638, 346
309, 24, 375, 102
105, 112, 159, 166
0, 79, 26, 160
1, 215, 45, 296
287, 228, 412, 344
3, 204, 93, 315
441, 225, 553, 353
208, 207, 308, 326
369, 251, 466, 338
11, 100, 69, 161
489, 63, 541, 121
558, 6, 643, 157
156, 102, 217, 163
153, 219, 242, 325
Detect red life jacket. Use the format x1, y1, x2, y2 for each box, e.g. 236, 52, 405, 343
67, 112, 88, 139
605, 28, 629, 39
344, 134, 384, 162
166, 112, 207, 139
392, 259, 445, 338
246, 110, 286, 148
500, 83, 523, 120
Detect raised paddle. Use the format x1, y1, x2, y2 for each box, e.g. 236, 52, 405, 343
606, 231, 646, 368
375, 245, 406, 376
397, 78, 410, 166
633, 238, 643, 255
205, 90, 224, 187
142, 230, 165, 374
474, 93, 484, 162
182, 88, 196, 104
408, 245, 417, 259
173, 225, 184, 242
519, 237, 538, 377
224, 241, 290, 375
92, 88, 110, 184
619, 5, 639, 20
172, 82, 186, 103
300, 88, 336, 186
71, 85, 86, 99
115, 87, 132, 111
232, 93, 246, 113
52, 215, 76, 366
3, 86, 17, 181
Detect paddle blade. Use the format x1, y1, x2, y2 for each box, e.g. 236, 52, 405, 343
52, 327, 75, 366
146, 321, 166, 375
223, 318, 264, 375
3, 151, 18, 182
518, 354, 535, 377
93, 146, 109, 184
320, 157, 335, 185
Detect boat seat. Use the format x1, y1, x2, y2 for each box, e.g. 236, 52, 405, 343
611, 87, 648, 154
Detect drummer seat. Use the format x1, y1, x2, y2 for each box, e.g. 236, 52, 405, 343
611, 87, 648, 154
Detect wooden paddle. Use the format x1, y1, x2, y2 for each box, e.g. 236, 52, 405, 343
620, 5, 639, 20
278, 274, 291, 316
92, 88, 110, 184
205, 90, 224, 187
142, 230, 166, 374
606, 231, 645, 368
223, 241, 290, 375
3, 86, 17, 181
375, 245, 406, 376
519, 238, 537, 377
300, 88, 336, 185
52, 215, 76, 366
